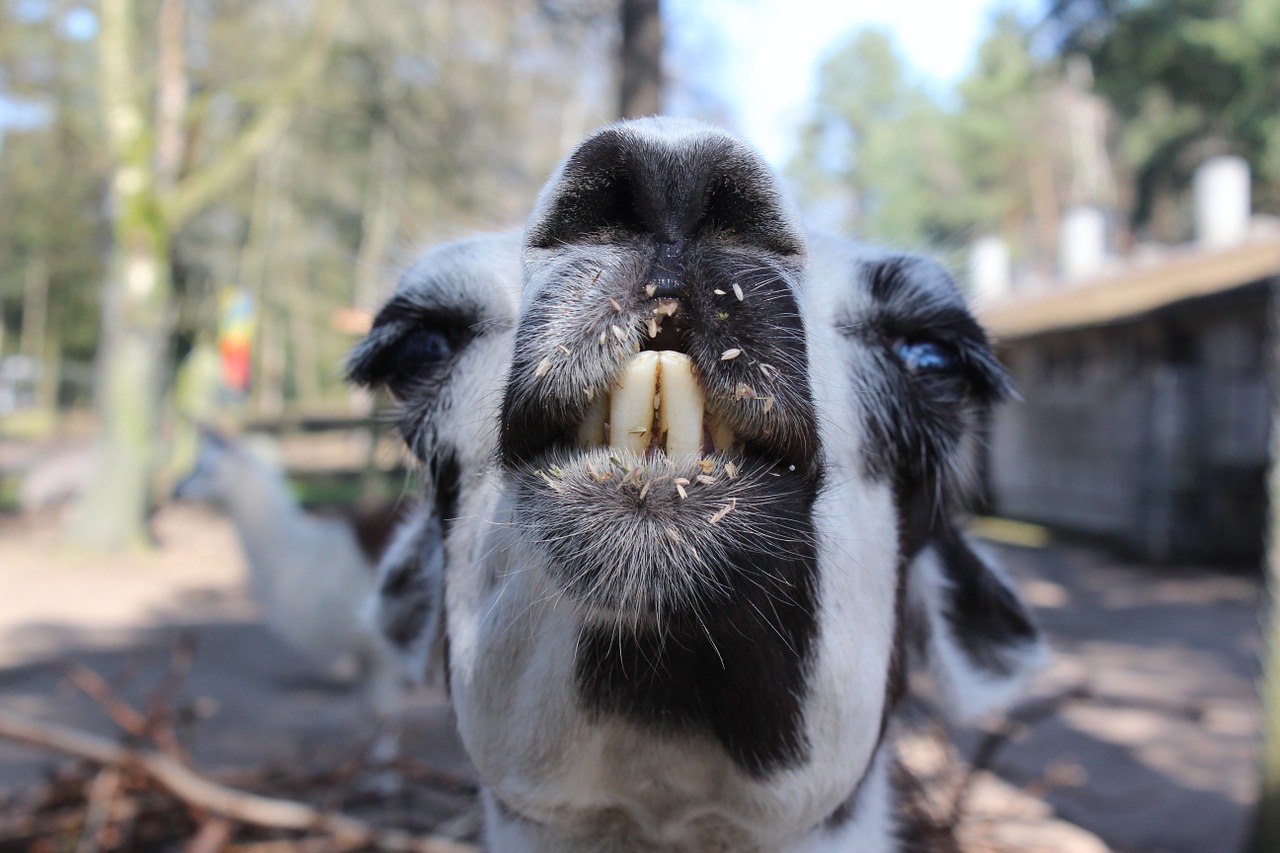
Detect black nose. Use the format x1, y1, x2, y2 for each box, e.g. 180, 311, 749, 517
525, 122, 804, 259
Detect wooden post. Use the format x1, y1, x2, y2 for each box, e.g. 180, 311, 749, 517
1248, 280, 1280, 851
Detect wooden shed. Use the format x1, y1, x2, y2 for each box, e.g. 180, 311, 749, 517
977, 236, 1280, 562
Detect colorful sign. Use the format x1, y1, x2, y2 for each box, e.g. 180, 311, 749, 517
217, 288, 255, 396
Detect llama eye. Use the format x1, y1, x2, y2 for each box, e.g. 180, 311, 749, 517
400, 328, 456, 364
384, 328, 462, 397
894, 339, 956, 373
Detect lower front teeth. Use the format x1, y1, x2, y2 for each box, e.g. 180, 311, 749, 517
582, 351, 727, 458
609, 352, 660, 455
657, 352, 703, 460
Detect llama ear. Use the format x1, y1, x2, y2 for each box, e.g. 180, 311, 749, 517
904, 528, 1046, 721
363, 504, 448, 689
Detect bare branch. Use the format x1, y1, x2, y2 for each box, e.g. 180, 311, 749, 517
162, 0, 350, 230
948, 684, 1092, 827
0, 708, 478, 853
66, 665, 151, 739
74, 766, 123, 853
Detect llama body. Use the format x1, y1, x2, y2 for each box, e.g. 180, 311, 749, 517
176, 435, 382, 678
351, 119, 1045, 851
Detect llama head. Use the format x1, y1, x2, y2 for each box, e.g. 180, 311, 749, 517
173, 428, 285, 508
350, 118, 1044, 844
173, 427, 242, 507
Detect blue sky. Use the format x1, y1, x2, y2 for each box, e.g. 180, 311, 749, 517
668, 0, 1041, 167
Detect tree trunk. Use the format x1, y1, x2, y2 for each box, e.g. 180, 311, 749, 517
618, 0, 662, 119
1247, 284, 1280, 851
287, 277, 320, 404
66, 231, 171, 550
38, 302, 61, 411
19, 257, 49, 365
282, 201, 320, 405
65, 0, 170, 549
354, 127, 398, 310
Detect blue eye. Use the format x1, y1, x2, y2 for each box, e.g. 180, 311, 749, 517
895, 339, 955, 372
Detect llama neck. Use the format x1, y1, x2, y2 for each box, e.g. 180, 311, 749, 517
220, 454, 312, 584
805, 738, 898, 853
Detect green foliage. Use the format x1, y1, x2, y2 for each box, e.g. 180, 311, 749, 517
789, 28, 957, 249
949, 15, 1055, 231
789, 14, 1062, 268
1051, 0, 1280, 229
1, 0, 618, 411
0, 0, 108, 366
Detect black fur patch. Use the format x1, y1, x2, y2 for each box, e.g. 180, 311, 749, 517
440, 628, 452, 695
430, 451, 462, 536
375, 510, 439, 651
573, 478, 820, 778
932, 530, 1037, 675
346, 502, 407, 564
381, 578, 430, 650
881, 554, 910, 738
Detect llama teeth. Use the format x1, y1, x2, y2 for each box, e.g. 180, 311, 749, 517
709, 414, 736, 453
609, 351, 659, 454
593, 351, 736, 458
658, 352, 703, 460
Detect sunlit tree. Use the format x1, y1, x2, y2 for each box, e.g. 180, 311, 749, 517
66, 0, 346, 550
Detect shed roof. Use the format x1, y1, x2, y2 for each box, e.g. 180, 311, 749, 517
976, 236, 1280, 341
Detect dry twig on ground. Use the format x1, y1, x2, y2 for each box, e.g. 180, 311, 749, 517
0, 707, 478, 852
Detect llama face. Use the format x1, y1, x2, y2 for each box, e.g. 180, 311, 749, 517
350, 118, 1043, 851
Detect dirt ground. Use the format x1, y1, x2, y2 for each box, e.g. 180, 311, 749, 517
0, 505, 1262, 852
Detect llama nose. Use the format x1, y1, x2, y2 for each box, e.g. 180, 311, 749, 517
525, 127, 703, 250
526, 124, 803, 261
648, 239, 686, 300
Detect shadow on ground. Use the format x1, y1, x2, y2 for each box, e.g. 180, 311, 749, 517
978, 542, 1262, 853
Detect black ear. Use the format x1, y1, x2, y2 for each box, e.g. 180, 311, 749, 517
904, 527, 1045, 720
